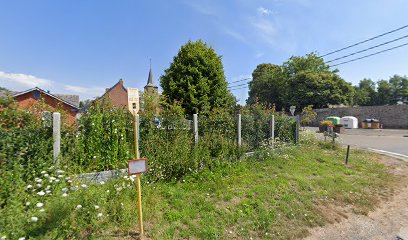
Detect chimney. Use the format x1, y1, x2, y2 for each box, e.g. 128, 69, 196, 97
119, 79, 124, 85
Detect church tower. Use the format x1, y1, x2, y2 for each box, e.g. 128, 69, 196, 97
144, 61, 158, 94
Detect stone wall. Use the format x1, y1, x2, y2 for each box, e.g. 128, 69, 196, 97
311, 105, 408, 129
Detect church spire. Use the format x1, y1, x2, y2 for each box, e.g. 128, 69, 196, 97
144, 59, 158, 93
146, 59, 155, 87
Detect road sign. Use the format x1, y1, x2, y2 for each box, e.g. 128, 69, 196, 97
127, 88, 139, 115
128, 158, 148, 175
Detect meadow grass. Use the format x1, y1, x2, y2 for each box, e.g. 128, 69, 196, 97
2, 141, 393, 239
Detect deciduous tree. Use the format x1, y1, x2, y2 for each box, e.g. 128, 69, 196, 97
160, 40, 236, 115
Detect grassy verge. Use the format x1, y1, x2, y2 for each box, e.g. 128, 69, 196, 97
3, 141, 394, 240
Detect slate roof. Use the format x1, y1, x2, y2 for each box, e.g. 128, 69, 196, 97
13, 87, 80, 109
55, 94, 80, 107
145, 66, 158, 88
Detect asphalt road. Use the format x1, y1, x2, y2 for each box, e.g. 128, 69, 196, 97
308, 127, 408, 160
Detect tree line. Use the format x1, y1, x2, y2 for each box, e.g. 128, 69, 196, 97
353, 75, 408, 106
3, 40, 406, 116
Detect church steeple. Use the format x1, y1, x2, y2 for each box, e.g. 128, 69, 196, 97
144, 59, 158, 93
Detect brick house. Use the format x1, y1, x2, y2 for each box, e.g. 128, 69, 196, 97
99, 65, 159, 109
13, 87, 80, 124
99, 79, 129, 107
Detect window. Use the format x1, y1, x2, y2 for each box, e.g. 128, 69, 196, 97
33, 91, 41, 99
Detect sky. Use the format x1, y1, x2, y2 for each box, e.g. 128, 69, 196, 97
0, 0, 407, 104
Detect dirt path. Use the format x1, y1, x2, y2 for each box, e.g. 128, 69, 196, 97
305, 156, 408, 240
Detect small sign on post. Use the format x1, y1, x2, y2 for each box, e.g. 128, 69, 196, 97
127, 88, 139, 115
128, 158, 148, 175
127, 88, 144, 236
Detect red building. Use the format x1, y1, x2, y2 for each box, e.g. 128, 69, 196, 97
100, 79, 128, 107
13, 87, 80, 124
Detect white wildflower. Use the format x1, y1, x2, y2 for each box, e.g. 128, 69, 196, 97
35, 178, 42, 183
99, 181, 105, 185
45, 185, 50, 190
26, 185, 32, 189
65, 177, 70, 180
120, 203, 124, 206
92, 122, 95, 125
49, 166, 54, 170
37, 191, 45, 196
44, 174, 49, 178
26, 202, 30, 206
55, 179, 60, 183
36, 184, 42, 188
56, 170, 64, 173
57, 175, 64, 178
36, 202, 43, 208
93, 156, 96, 159
45, 190, 51, 194
94, 205, 100, 210
81, 184, 87, 188
41, 171, 46, 174
39, 208, 45, 212
62, 193, 68, 197
62, 188, 68, 193
18, 237, 25, 240
1, 235, 6, 240
49, 177, 56, 180
76, 205, 82, 209
67, 180, 72, 183
106, 190, 110, 193
97, 213, 103, 217
31, 216, 38, 222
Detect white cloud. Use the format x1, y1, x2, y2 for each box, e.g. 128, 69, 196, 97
185, 1, 217, 16
257, 7, 273, 16
251, 18, 278, 48
255, 52, 265, 58
224, 29, 251, 45
252, 19, 276, 37
64, 85, 105, 96
0, 71, 54, 88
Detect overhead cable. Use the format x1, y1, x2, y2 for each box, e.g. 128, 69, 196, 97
331, 42, 408, 67
321, 24, 408, 57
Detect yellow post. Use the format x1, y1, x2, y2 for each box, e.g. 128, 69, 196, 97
136, 174, 143, 235
133, 113, 144, 236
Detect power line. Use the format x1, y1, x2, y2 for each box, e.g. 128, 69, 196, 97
228, 82, 248, 89
321, 24, 408, 57
230, 86, 248, 91
331, 42, 408, 67
326, 34, 408, 63
228, 77, 252, 86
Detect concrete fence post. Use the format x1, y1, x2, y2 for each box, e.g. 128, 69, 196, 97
270, 115, 275, 148
237, 114, 242, 146
295, 115, 300, 145
193, 113, 198, 144
53, 112, 61, 168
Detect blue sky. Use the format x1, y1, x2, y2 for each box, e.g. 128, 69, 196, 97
1, 0, 407, 104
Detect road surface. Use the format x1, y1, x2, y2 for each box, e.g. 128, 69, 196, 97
308, 128, 408, 160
